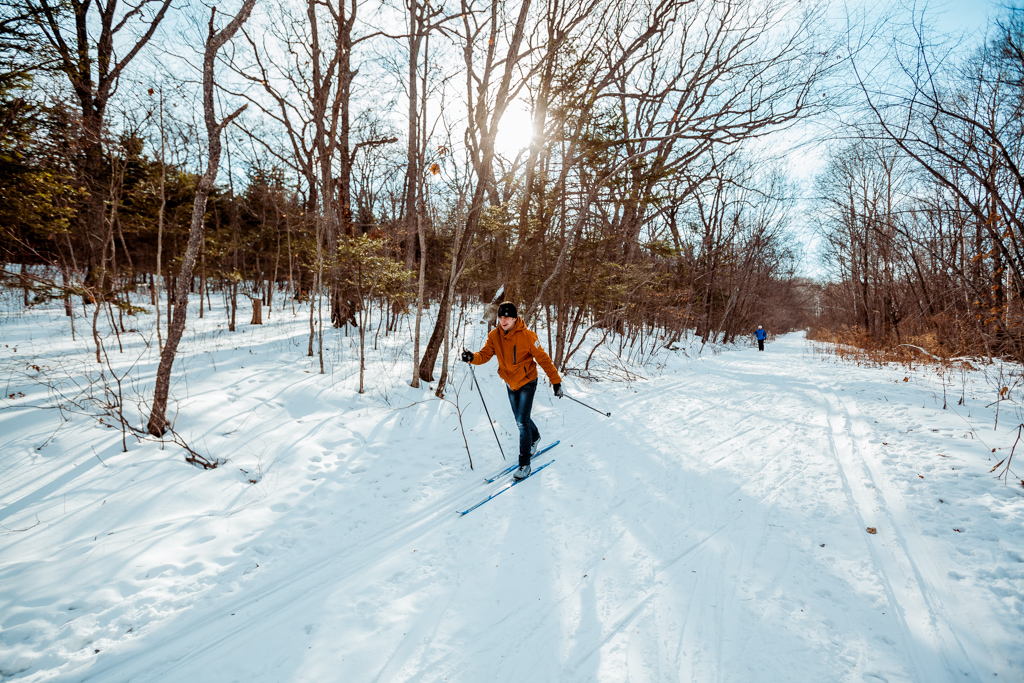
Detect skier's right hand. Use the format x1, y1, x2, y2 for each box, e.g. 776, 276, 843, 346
461, 350, 474, 363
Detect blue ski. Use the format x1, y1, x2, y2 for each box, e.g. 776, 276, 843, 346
459, 460, 555, 516
484, 441, 560, 483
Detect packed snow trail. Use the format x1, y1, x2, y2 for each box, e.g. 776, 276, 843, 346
1, 320, 1022, 682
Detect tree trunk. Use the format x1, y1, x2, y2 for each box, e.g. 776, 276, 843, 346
148, 0, 256, 437
419, 181, 487, 381
250, 297, 263, 324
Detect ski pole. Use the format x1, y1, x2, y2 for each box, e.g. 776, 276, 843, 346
562, 392, 611, 417
469, 363, 507, 460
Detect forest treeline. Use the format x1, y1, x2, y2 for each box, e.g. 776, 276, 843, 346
0, 0, 827, 404
812, 6, 1024, 362
1, 0, 1022, 416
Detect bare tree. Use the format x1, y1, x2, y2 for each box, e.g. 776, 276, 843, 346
417, 0, 543, 390
148, 0, 256, 437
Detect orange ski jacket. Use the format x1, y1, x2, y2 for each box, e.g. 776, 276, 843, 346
470, 318, 562, 391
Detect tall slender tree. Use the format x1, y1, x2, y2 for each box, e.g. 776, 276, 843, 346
148, 0, 256, 437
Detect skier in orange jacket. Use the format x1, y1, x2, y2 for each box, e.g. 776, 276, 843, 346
461, 302, 563, 480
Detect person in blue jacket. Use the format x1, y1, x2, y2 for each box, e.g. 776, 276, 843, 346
756, 325, 767, 351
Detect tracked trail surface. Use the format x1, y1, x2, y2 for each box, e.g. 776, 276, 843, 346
35, 336, 1023, 682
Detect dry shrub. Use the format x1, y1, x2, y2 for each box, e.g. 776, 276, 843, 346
807, 325, 975, 371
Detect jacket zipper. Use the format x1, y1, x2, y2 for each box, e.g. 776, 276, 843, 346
513, 345, 516, 364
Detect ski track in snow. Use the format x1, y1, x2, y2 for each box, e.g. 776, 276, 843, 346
1, 302, 1022, 682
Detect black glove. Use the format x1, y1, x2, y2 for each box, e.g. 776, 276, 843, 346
461, 350, 474, 363
553, 383, 563, 398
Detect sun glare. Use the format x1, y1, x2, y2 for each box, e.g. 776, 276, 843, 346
494, 106, 535, 156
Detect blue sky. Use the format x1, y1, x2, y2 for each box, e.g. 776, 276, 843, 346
857, 0, 1006, 38
935, 0, 1003, 34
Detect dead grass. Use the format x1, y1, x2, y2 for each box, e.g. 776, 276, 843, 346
807, 326, 978, 371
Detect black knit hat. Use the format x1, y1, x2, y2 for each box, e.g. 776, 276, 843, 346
497, 302, 518, 318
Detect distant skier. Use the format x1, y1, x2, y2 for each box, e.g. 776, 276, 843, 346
756, 325, 767, 351
461, 302, 563, 480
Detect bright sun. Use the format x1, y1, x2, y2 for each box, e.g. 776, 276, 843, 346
494, 105, 535, 157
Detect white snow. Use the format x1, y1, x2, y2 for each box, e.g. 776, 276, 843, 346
1, 293, 1022, 682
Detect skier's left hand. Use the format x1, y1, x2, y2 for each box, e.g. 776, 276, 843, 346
552, 383, 564, 398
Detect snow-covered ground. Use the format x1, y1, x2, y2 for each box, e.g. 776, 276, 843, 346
1, 294, 1022, 682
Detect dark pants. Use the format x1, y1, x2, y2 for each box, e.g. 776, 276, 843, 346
507, 379, 540, 467
758, 339, 765, 351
